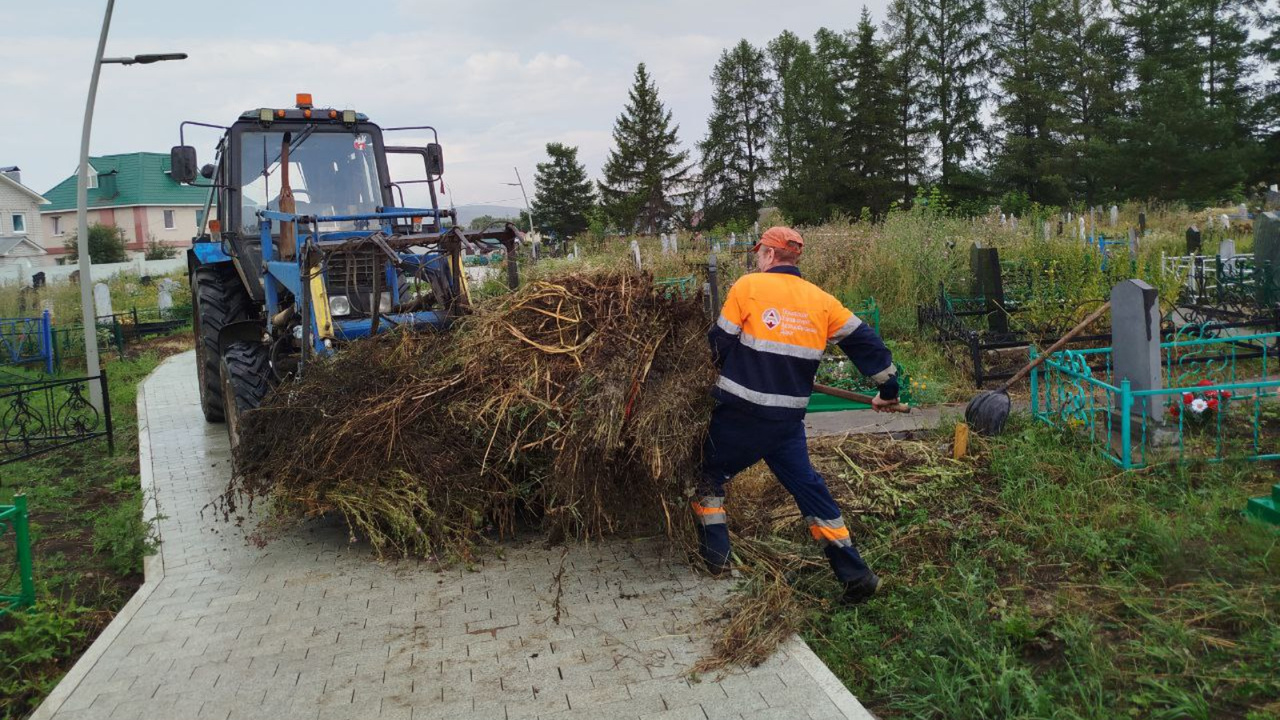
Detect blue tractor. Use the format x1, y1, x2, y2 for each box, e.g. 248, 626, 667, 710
171, 94, 522, 445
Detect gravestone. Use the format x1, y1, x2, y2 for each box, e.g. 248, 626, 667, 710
1221, 214, 1230, 230
1185, 226, 1202, 254
1128, 228, 1138, 263
970, 245, 1008, 334
1000, 213, 1006, 225
660, 234, 670, 254
712, 241, 722, 254
1138, 212, 1147, 235
32, 272, 46, 289
1220, 237, 1237, 273
157, 285, 174, 316
1057, 220, 1064, 236
1238, 203, 1249, 218
1254, 212, 1280, 303
1111, 279, 1163, 421
1043, 220, 1052, 240
572, 242, 579, 260
1079, 217, 1086, 241
1110, 205, 1119, 226
630, 240, 642, 270
93, 282, 113, 324
670, 234, 678, 253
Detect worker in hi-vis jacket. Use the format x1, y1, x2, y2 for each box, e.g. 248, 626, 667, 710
696, 226, 899, 605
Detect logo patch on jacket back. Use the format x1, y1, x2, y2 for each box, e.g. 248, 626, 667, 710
762, 308, 781, 330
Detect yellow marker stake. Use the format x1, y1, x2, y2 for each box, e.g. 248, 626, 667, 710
953, 422, 970, 460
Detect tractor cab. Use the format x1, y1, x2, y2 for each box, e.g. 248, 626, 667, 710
172, 94, 522, 442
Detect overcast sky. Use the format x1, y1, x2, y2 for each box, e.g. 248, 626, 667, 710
0, 0, 888, 213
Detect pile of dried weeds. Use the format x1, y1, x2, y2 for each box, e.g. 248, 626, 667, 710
228, 271, 714, 560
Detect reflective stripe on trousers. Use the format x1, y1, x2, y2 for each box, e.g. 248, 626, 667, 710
691, 496, 726, 526
806, 515, 853, 547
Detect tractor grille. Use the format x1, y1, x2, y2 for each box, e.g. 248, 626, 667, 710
326, 250, 379, 294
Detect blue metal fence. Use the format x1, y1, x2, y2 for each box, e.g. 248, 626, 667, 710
0, 311, 54, 375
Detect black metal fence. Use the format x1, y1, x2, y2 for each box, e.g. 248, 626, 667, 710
0, 373, 113, 466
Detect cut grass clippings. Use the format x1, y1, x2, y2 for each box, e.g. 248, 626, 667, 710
796, 420, 1279, 720
0, 332, 190, 720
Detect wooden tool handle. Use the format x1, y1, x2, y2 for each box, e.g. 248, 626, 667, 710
996, 300, 1111, 393
813, 383, 912, 413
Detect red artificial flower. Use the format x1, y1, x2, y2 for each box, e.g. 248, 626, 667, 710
1183, 393, 1195, 405
1208, 398, 1219, 411
1197, 379, 1213, 387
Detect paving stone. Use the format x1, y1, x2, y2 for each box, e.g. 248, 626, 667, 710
37, 352, 869, 720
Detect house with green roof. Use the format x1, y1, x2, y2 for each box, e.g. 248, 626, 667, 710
39, 152, 209, 263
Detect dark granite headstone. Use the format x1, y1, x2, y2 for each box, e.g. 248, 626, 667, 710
970, 245, 1008, 334
1185, 226, 1202, 254
1254, 212, 1280, 303
1138, 212, 1147, 235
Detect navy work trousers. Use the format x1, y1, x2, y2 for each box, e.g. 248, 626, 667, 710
694, 402, 873, 583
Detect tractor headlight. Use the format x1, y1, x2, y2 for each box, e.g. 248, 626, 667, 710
329, 295, 351, 316
378, 292, 392, 314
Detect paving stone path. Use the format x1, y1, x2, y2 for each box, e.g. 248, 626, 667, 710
34, 352, 874, 720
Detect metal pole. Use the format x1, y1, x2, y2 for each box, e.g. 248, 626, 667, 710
76, 0, 114, 412
513, 167, 534, 234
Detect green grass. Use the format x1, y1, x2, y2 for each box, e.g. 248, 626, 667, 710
805, 419, 1280, 719
0, 335, 187, 720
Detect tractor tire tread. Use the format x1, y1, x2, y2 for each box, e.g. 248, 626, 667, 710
194, 266, 252, 423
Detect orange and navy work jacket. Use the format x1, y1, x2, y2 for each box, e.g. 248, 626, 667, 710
709, 266, 897, 421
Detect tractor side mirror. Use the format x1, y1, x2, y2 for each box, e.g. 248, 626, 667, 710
426, 143, 444, 176
170, 146, 199, 184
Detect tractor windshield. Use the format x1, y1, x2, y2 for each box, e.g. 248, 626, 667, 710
239, 129, 383, 236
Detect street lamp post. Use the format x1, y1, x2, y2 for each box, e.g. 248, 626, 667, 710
506, 168, 534, 235
76, 0, 185, 411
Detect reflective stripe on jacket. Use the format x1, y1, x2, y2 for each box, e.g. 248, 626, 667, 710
708, 265, 896, 420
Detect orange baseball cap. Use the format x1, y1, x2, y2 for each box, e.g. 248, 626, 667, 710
752, 226, 804, 254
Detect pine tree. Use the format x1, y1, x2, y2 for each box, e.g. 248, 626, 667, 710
917, 0, 989, 194
698, 40, 772, 227
598, 63, 694, 233
531, 142, 596, 241
1042, 0, 1127, 204
883, 0, 929, 203
989, 0, 1063, 205
844, 7, 898, 215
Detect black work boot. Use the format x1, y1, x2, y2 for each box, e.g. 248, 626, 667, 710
840, 572, 882, 606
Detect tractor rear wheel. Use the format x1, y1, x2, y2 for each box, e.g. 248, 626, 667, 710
219, 341, 271, 452
193, 265, 252, 422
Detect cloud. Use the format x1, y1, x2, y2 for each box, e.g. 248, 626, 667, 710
0, 0, 890, 208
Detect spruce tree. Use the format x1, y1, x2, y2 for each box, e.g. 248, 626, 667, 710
883, 0, 929, 203
698, 40, 772, 227
844, 7, 898, 215
990, 0, 1063, 205
1116, 0, 1244, 202
531, 142, 596, 241
1252, 0, 1280, 183
917, 0, 989, 194
598, 63, 693, 233
1042, 0, 1126, 204
767, 31, 847, 223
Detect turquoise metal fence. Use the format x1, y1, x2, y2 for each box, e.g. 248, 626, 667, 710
1032, 330, 1280, 469
0, 495, 36, 615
